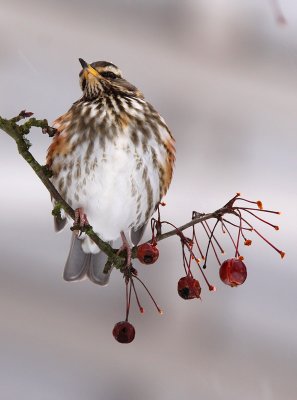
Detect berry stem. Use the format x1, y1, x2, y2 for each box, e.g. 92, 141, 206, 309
205, 220, 225, 254
233, 211, 285, 258
201, 220, 221, 267
131, 278, 144, 314
192, 218, 205, 259
235, 198, 261, 206
133, 274, 163, 314
235, 210, 243, 258
182, 243, 191, 275
193, 257, 216, 291
221, 220, 241, 257
222, 218, 252, 231
125, 279, 132, 322
242, 209, 279, 230
234, 207, 280, 214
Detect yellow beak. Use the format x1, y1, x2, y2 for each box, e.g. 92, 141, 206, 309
79, 58, 99, 78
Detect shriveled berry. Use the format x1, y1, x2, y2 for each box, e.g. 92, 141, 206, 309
178, 276, 201, 300
112, 321, 135, 344
137, 243, 159, 265
219, 258, 247, 287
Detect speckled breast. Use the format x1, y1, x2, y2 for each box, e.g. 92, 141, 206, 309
46, 95, 175, 241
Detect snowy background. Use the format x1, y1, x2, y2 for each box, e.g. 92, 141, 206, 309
0, 1, 296, 399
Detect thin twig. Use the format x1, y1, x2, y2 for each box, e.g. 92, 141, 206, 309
0, 112, 235, 268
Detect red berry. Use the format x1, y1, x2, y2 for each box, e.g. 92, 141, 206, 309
112, 321, 135, 344
219, 258, 247, 287
177, 276, 201, 300
137, 243, 159, 265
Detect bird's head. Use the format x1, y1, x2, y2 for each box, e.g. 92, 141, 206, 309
78, 58, 143, 100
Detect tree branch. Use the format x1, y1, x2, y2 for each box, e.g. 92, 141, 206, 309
154, 210, 229, 242
0, 112, 238, 269
0, 112, 123, 268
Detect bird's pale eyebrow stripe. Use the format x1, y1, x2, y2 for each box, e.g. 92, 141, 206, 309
99, 66, 121, 76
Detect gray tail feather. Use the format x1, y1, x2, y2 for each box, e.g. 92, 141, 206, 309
130, 222, 148, 246
63, 234, 113, 286
54, 216, 67, 232
87, 251, 113, 285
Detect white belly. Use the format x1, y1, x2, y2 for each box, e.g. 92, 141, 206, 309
52, 132, 161, 243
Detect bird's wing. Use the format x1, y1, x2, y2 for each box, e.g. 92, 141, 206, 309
130, 222, 149, 246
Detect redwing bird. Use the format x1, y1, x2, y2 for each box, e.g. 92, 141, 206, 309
46, 59, 175, 285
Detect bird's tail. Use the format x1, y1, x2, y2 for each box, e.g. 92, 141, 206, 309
63, 233, 113, 286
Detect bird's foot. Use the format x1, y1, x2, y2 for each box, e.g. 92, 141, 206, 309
71, 207, 90, 233
117, 231, 132, 267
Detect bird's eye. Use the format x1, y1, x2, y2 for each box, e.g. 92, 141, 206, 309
101, 71, 118, 80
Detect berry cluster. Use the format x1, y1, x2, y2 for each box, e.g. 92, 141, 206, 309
112, 194, 284, 343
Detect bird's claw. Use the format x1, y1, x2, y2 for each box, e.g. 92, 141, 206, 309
117, 231, 132, 268
71, 207, 90, 234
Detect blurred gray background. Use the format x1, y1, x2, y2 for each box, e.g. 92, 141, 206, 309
0, 0, 296, 399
